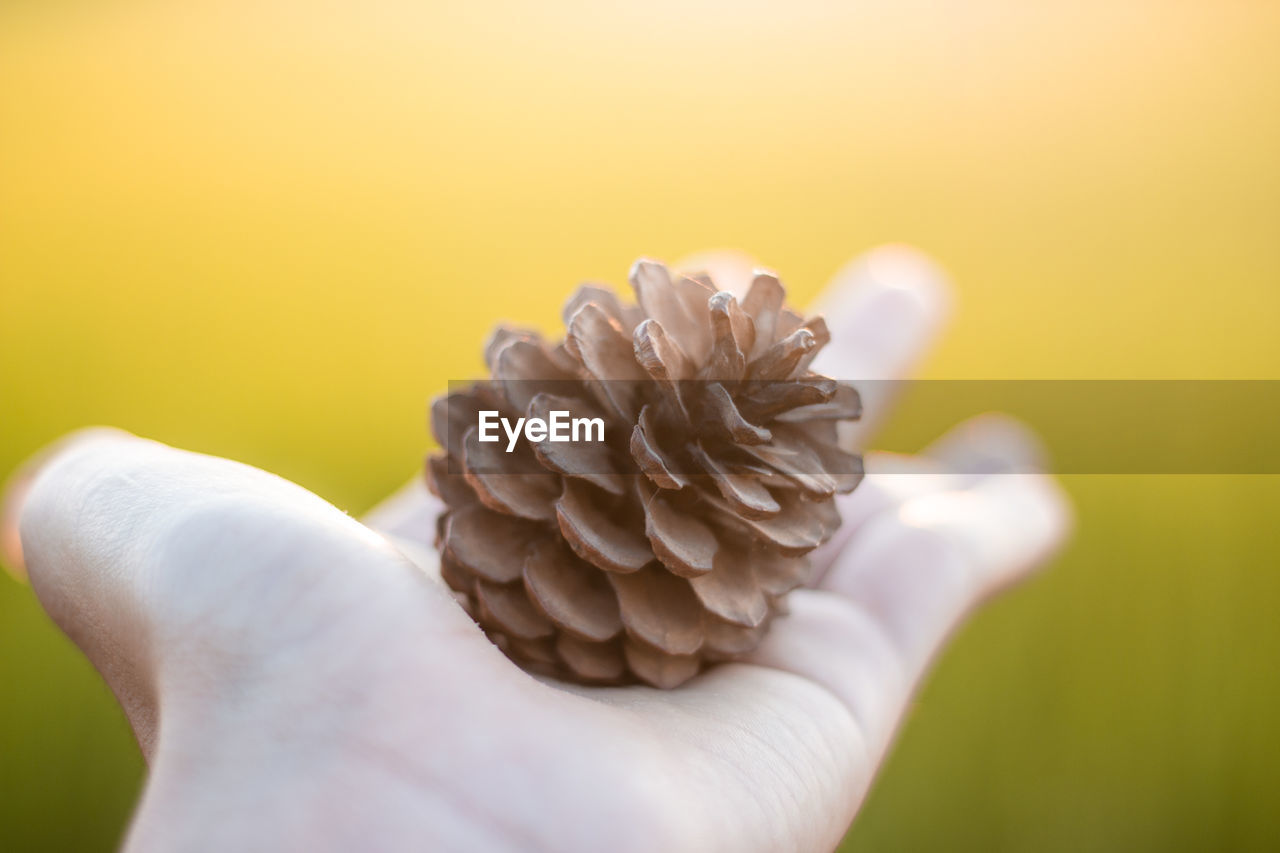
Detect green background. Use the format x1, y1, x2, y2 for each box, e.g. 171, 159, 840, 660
2, 1, 1277, 849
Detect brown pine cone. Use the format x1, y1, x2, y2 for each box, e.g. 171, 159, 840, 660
427, 260, 863, 688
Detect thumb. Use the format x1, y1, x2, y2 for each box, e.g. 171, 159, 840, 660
2, 429, 474, 758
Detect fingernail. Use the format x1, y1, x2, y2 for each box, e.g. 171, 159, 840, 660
1, 462, 38, 580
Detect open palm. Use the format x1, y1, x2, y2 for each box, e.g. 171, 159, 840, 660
2, 247, 1069, 852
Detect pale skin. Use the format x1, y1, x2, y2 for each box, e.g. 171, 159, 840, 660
1, 247, 1071, 852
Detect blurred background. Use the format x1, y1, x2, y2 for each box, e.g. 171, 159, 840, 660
2, 0, 1278, 849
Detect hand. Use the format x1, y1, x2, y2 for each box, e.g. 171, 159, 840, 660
1, 247, 1070, 853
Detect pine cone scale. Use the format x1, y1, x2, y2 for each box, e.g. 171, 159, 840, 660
689, 550, 769, 627
557, 634, 626, 682
622, 637, 699, 690
475, 579, 555, 641
522, 539, 624, 643
554, 480, 654, 573
443, 504, 538, 584
609, 566, 705, 657
642, 489, 718, 578
461, 427, 560, 521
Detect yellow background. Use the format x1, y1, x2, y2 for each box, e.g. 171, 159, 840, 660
2, 1, 1278, 849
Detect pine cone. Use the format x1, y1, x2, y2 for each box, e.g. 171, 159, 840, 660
427, 260, 863, 688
